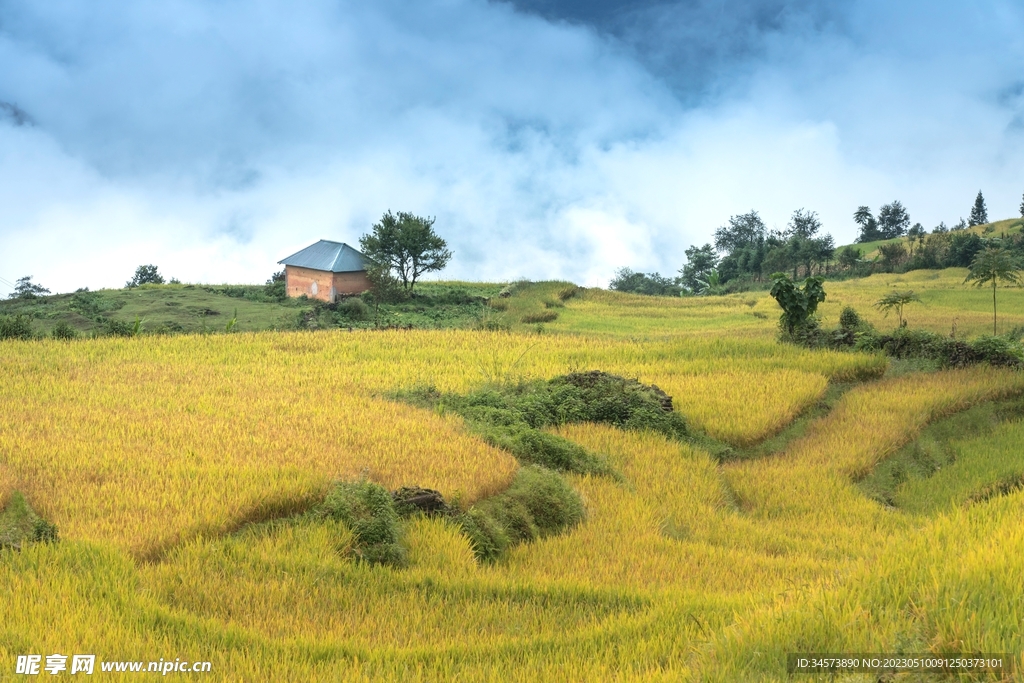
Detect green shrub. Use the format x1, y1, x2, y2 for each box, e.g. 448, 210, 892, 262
0, 492, 58, 550
971, 335, 1024, 367
521, 311, 558, 324
456, 465, 584, 562
51, 321, 78, 340
823, 326, 1023, 369
839, 306, 862, 331
338, 297, 370, 320
0, 314, 34, 340
102, 318, 135, 337
499, 464, 585, 533
429, 288, 479, 306
456, 506, 511, 561
474, 315, 512, 332
551, 371, 686, 437
476, 422, 609, 474
400, 370, 686, 476
316, 481, 405, 567
769, 274, 826, 335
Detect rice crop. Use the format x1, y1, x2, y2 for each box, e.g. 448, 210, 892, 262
2, 277, 1023, 681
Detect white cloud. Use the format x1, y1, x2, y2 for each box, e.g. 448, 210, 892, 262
0, 0, 1022, 295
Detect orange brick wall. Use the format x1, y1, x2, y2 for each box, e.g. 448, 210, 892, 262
333, 271, 372, 296
285, 266, 370, 302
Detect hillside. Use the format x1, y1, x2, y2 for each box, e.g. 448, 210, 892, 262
840, 216, 1024, 260
0, 280, 503, 336
1, 271, 1023, 680
6, 263, 1023, 342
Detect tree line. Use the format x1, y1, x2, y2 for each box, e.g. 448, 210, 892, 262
611, 207, 837, 296
613, 188, 1024, 296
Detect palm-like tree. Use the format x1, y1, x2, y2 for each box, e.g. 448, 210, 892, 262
964, 245, 1023, 334
874, 290, 921, 328
695, 270, 724, 296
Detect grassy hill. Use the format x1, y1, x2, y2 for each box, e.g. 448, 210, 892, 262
840, 216, 1024, 260
2, 269, 1024, 680
0, 280, 504, 337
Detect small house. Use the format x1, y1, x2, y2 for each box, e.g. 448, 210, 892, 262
277, 240, 372, 302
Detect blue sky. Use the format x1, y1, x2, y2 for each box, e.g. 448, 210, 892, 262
1, 0, 1022, 293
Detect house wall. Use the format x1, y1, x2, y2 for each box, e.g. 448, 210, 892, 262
285, 265, 370, 302
333, 271, 372, 296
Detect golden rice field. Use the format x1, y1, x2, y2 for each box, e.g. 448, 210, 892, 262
541, 268, 1024, 339
2, 275, 1024, 681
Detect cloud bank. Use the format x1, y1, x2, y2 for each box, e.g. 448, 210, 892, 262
0, 0, 1022, 293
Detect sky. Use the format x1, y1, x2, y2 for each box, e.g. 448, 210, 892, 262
1, 0, 1023, 294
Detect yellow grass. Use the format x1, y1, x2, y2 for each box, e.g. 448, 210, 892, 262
547, 268, 1024, 340
2, 366, 1013, 680
658, 370, 827, 445
0, 329, 880, 556
2, 273, 1024, 680
821, 268, 1024, 336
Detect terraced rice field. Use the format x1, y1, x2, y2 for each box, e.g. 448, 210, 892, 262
2, 280, 1022, 680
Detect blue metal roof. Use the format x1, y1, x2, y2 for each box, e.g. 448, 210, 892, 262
277, 240, 368, 273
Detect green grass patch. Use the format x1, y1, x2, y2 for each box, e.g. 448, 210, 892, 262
857, 397, 1024, 513
0, 492, 59, 551
455, 465, 585, 562
727, 382, 859, 462
240, 467, 586, 567
314, 480, 406, 567
399, 371, 689, 476
0, 281, 509, 338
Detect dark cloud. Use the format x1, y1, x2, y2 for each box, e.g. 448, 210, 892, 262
0, 100, 32, 126
506, 0, 845, 101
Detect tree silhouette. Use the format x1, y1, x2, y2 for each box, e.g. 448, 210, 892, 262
877, 201, 910, 239
968, 191, 988, 227
853, 206, 882, 243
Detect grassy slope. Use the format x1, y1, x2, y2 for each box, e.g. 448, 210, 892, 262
0, 280, 504, 336
0, 284, 301, 335
4, 270, 1024, 680
857, 395, 1024, 513
840, 216, 1024, 259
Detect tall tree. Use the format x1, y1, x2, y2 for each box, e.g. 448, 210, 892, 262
364, 264, 406, 321
853, 206, 882, 243
1019, 190, 1024, 218
787, 208, 822, 239
126, 265, 165, 288
678, 243, 718, 292
907, 223, 926, 256
360, 211, 452, 293
968, 190, 989, 227
10, 276, 50, 299
877, 242, 908, 272
877, 201, 910, 239
964, 245, 1023, 334
837, 245, 860, 270
712, 211, 770, 283
714, 211, 766, 253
